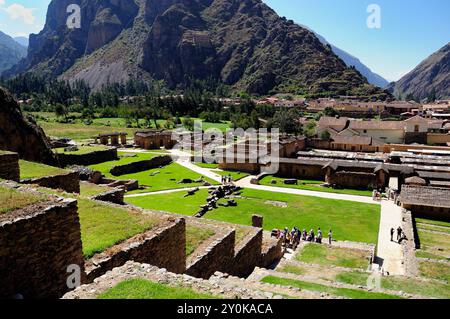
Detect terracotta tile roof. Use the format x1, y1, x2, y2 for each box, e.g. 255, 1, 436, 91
331, 135, 372, 146
349, 120, 405, 130
317, 117, 349, 130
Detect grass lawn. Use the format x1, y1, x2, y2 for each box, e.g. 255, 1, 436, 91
123, 163, 219, 193
19, 160, 69, 179
37, 121, 138, 141
261, 276, 401, 299
0, 187, 45, 214
54, 145, 109, 155
78, 198, 160, 258
296, 244, 371, 270
186, 224, 215, 256
89, 152, 162, 176
259, 176, 373, 197
98, 278, 218, 299
194, 162, 219, 169
415, 218, 450, 228
418, 260, 450, 282
416, 228, 450, 261
127, 188, 381, 244
79, 182, 114, 197
213, 169, 249, 181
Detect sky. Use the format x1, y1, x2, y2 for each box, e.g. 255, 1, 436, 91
0, 0, 449, 82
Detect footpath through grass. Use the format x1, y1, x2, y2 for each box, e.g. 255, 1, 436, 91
98, 278, 219, 299
259, 176, 373, 197
186, 224, 215, 256
261, 276, 401, 299
127, 188, 380, 244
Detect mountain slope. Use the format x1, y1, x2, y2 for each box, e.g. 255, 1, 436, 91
302, 26, 389, 88
0, 31, 27, 75
13, 36, 29, 47
390, 43, 450, 100
7, 0, 389, 98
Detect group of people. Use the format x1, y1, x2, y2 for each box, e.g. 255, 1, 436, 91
272, 227, 333, 248
390, 226, 407, 244
221, 175, 233, 184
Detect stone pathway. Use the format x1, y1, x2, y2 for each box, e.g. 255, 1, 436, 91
375, 200, 405, 276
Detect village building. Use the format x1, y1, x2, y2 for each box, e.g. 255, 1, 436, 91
95, 133, 128, 146
400, 185, 450, 220
134, 130, 175, 150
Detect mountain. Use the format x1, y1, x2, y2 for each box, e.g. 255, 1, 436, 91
301, 26, 389, 88
13, 36, 29, 47
0, 31, 27, 75
6, 0, 389, 99
389, 42, 450, 100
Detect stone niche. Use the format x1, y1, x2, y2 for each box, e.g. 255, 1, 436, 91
0, 151, 20, 181
0, 196, 84, 299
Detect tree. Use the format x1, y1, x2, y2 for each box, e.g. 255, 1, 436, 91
320, 131, 331, 141
54, 103, 68, 120
271, 108, 302, 134
182, 116, 195, 131
324, 107, 339, 117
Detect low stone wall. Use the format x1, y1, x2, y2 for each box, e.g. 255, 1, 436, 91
84, 217, 186, 283
0, 151, 20, 181
259, 236, 284, 268
402, 209, 419, 277
100, 178, 139, 191
328, 171, 375, 189
91, 188, 125, 205
185, 229, 235, 279
0, 196, 84, 299
58, 148, 117, 167
226, 228, 263, 277
110, 155, 172, 176
21, 171, 80, 193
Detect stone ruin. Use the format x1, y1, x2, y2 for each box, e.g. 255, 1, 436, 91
0, 87, 58, 165
195, 185, 240, 217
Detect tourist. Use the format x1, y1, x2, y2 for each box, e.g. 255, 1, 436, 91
309, 229, 315, 242
390, 228, 395, 242
397, 226, 402, 242
317, 228, 323, 244
328, 229, 333, 245
302, 229, 307, 241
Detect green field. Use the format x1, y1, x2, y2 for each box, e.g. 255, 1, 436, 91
54, 145, 109, 155
121, 162, 219, 193
19, 160, 69, 180
98, 278, 218, 299
415, 219, 450, 262
127, 188, 381, 244
259, 176, 373, 197
0, 187, 45, 214
79, 182, 114, 197
89, 152, 164, 176
78, 198, 161, 258
261, 276, 401, 299
186, 225, 215, 256
296, 244, 371, 270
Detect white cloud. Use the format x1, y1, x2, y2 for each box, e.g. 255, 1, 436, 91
1, 2, 36, 25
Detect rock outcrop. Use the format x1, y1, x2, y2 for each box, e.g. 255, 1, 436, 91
7, 0, 389, 98
0, 87, 58, 165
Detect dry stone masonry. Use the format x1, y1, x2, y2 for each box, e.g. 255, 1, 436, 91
0, 151, 20, 181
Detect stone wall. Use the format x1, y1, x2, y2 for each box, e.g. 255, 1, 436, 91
84, 217, 186, 283
0, 197, 84, 299
110, 155, 172, 176
278, 162, 325, 180
99, 178, 139, 191
327, 171, 375, 189
259, 236, 283, 268
226, 228, 263, 277
57, 148, 118, 167
185, 229, 235, 279
21, 171, 80, 193
91, 188, 125, 205
0, 151, 20, 182
402, 209, 419, 277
